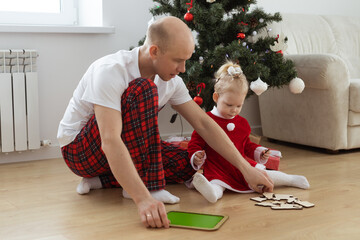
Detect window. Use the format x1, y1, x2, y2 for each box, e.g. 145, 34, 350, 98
0, 0, 76, 25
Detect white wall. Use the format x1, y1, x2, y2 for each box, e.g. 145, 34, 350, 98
0, 0, 154, 163
0, 0, 358, 163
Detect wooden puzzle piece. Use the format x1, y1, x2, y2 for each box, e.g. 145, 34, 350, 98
262, 192, 275, 200
250, 196, 267, 202
286, 197, 298, 203
255, 202, 279, 207
294, 200, 315, 208
253, 192, 314, 210
271, 203, 303, 210
273, 194, 294, 201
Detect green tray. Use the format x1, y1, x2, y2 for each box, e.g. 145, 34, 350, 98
167, 211, 228, 231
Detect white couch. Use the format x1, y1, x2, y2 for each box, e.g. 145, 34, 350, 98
258, 14, 360, 151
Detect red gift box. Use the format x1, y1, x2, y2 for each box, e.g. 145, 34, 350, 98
245, 154, 280, 171
169, 140, 189, 149
264, 155, 280, 170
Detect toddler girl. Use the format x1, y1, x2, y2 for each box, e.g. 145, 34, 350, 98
187, 61, 309, 203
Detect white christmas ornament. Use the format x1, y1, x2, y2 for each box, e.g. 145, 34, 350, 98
207, 0, 216, 2
199, 56, 204, 64
289, 77, 305, 94
227, 123, 235, 131
250, 77, 268, 95
270, 32, 288, 52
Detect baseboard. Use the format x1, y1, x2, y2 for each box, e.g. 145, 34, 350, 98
0, 145, 62, 164
160, 131, 193, 140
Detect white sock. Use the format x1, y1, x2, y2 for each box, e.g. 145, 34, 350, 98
266, 170, 310, 189
76, 177, 103, 195
213, 184, 225, 200
192, 172, 224, 203
122, 189, 180, 204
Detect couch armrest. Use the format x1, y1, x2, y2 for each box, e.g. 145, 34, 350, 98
285, 54, 350, 90
259, 53, 351, 150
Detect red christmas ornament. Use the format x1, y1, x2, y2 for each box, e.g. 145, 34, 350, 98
194, 96, 203, 105
184, 0, 194, 22
184, 11, 193, 22
193, 83, 206, 106
276, 50, 283, 55
237, 32, 246, 39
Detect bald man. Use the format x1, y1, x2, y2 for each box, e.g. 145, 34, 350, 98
58, 16, 273, 229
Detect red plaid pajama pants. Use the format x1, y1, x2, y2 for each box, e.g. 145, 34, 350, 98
61, 78, 195, 191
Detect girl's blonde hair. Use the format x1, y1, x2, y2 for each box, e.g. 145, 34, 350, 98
214, 61, 248, 95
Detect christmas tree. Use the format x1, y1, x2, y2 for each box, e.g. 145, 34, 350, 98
143, 0, 301, 111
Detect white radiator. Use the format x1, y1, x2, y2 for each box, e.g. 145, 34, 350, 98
0, 49, 40, 153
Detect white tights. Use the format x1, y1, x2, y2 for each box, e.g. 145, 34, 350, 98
192, 170, 310, 203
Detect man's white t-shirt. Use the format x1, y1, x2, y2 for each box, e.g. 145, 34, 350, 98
57, 47, 192, 148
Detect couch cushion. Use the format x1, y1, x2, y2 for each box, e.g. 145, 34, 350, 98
268, 14, 338, 55
323, 16, 360, 78
348, 111, 360, 127
348, 79, 360, 127
349, 79, 360, 112
347, 125, 360, 149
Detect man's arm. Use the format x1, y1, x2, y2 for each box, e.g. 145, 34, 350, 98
172, 100, 274, 193
94, 104, 169, 228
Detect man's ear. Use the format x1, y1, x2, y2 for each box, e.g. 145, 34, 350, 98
149, 45, 159, 60
213, 92, 219, 103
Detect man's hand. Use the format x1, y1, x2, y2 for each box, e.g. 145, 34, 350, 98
243, 166, 274, 193
137, 196, 170, 228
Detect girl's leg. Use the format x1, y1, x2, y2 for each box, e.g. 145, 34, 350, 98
265, 170, 310, 189
192, 172, 225, 203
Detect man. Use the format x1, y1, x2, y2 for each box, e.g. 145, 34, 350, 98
58, 16, 273, 229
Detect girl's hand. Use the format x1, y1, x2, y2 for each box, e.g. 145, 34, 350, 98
194, 150, 206, 166
261, 149, 271, 161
